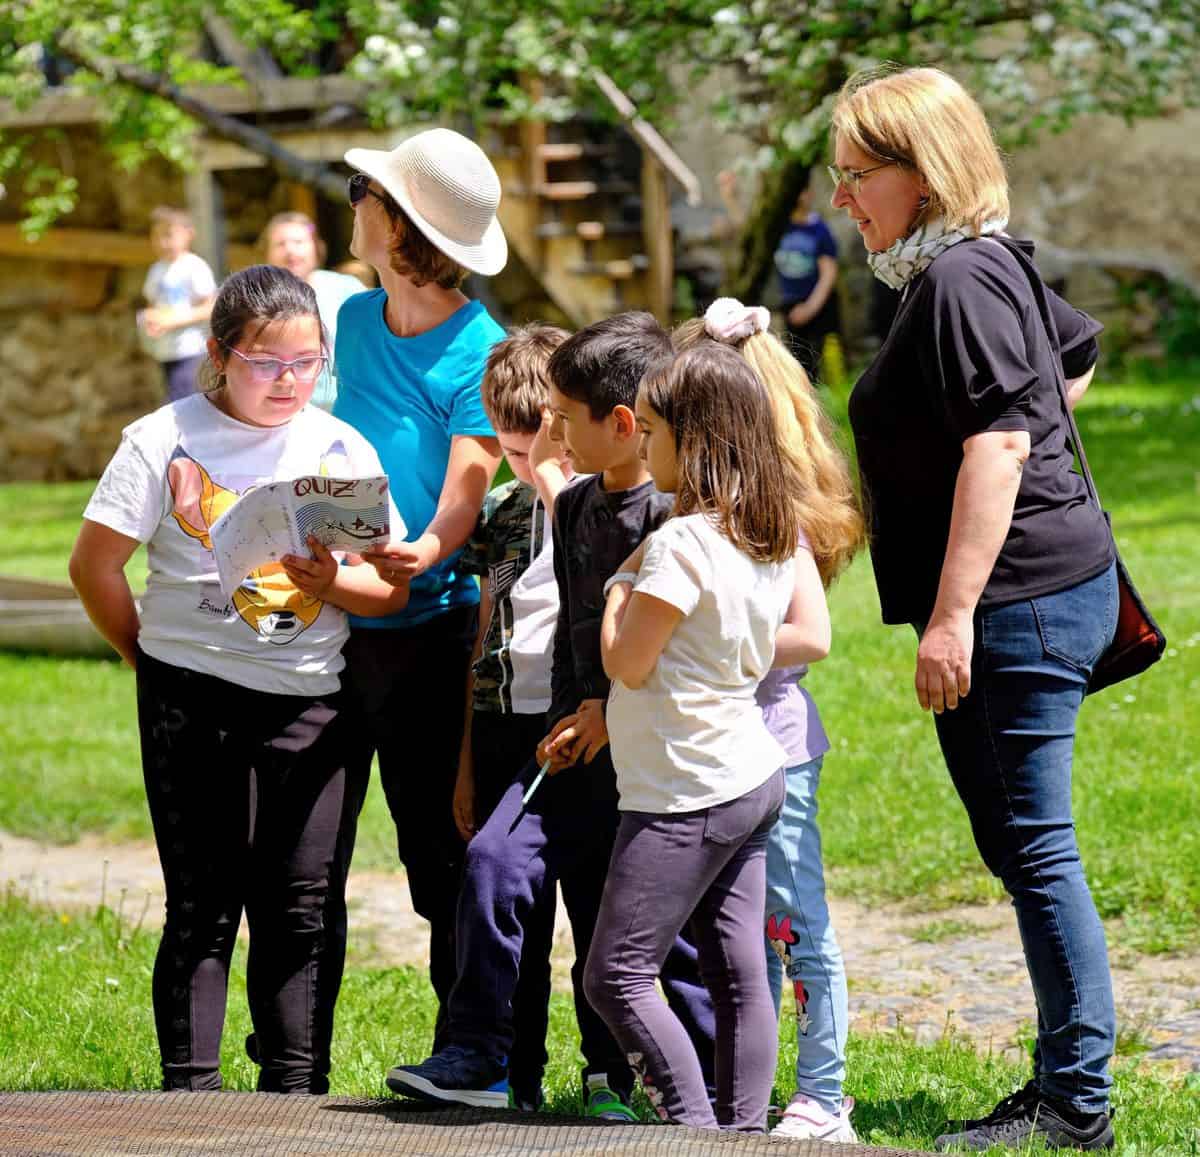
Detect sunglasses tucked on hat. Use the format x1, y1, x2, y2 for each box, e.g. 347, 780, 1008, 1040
345, 128, 508, 277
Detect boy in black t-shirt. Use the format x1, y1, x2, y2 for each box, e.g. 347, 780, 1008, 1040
386, 313, 715, 1118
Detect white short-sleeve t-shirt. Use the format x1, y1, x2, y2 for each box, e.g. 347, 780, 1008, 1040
84, 393, 404, 695
307, 269, 366, 411
140, 253, 217, 362
607, 513, 793, 814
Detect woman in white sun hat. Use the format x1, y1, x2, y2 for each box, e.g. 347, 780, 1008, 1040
329, 128, 508, 1043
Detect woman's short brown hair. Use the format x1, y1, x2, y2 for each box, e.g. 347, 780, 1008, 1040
832, 66, 1009, 235
481, 323, 571, 434
379, 197, 470, 290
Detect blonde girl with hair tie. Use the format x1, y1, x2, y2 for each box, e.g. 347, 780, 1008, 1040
675, 298, 863, 1141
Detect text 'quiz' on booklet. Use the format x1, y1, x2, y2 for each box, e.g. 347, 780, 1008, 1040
210, 475, 391, 598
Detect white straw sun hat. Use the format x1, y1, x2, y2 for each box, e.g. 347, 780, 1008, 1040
345, 128, 508, 277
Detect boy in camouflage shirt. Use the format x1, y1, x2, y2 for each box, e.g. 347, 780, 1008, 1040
451, 324, 572, 1110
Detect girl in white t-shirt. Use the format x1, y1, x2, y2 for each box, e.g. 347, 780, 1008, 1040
586, 343, 802, 1132
71, 265, 407, 1095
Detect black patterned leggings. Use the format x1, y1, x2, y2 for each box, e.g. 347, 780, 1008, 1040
135, 647, 348, 1093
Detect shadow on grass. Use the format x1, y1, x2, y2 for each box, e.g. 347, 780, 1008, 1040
853, 1089, 955, 1146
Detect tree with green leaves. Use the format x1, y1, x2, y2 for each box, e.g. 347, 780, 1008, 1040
2, 0, 1197, 295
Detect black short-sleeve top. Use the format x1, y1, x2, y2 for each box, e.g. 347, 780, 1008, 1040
848, 235, 1114, 626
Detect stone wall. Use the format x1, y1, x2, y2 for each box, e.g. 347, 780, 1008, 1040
0, 128, 182, 480
0, 286, 166, 480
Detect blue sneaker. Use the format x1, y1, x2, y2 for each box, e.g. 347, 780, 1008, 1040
386, 1045, 509, 1108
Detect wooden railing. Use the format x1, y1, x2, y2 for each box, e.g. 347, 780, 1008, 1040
588, 69, 702, 208
586, 69, 701, 324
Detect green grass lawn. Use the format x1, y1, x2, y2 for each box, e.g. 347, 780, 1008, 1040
1, 379, 1198, 1147
3, 376, 1197, 951
2, 891, 1196, 1152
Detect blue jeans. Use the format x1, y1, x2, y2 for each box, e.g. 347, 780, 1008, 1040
931, 562, 1118, 1113
764, 756, 848, 1113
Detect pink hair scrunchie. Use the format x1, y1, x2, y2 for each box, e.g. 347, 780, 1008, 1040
704, 297, 770, 344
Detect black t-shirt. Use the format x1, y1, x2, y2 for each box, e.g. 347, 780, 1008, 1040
848, 235, 1113, 626
548, 475, 672, 727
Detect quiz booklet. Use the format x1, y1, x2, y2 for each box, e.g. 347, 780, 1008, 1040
210, 475, 391, 598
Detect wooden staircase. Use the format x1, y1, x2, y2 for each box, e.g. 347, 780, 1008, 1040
486, 74, 701, 328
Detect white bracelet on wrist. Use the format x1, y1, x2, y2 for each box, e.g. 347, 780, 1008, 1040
603, 571, 640, 598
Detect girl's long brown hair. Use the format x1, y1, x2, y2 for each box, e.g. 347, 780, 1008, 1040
640, 345, 803, 564
673, 319, 864, 586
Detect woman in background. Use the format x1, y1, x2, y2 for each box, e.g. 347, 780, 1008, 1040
262, 211, 365, 410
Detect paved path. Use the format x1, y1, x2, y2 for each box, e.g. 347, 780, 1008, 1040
0, 1091, 928, 1156
3, 830, 1198, 1072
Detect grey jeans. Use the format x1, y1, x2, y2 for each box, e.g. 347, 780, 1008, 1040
584, 769, 785, 1131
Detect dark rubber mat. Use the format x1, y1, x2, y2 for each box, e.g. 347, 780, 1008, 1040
0, 1092, 928, 1155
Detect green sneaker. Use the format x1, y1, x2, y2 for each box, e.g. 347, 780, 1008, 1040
585, 1073, 638, 1122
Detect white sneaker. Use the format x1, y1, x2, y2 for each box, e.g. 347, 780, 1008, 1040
770, 1094, 858, 1143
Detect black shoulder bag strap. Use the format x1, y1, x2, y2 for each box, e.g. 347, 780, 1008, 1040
983, 236, 1165, 693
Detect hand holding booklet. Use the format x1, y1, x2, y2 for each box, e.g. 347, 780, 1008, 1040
210, 475, 392, 598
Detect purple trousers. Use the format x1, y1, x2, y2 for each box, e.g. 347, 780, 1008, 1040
160, 354, 205, 402
584, 769, 785, 1131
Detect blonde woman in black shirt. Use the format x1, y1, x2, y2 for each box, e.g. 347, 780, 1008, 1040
830, 67, 1118, 1152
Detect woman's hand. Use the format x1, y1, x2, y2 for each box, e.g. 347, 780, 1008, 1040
362, 539, 436, 585
916, 430, 1028, 713
915, 610, 973, 713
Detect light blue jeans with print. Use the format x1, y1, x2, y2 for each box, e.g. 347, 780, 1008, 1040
764, 755, 848, 1113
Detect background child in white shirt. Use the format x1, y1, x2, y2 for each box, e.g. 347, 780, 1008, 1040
138, 206, 217, 402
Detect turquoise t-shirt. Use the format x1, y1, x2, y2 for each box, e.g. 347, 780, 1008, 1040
333, 292, 503, 628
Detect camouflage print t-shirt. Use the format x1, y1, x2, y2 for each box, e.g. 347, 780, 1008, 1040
461, 478, 559, 714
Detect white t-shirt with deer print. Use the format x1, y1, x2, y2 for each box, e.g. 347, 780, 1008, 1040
84, 392, 403, 695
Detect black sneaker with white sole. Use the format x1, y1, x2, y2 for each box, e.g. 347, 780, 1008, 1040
935, 1082, 1114, 1151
